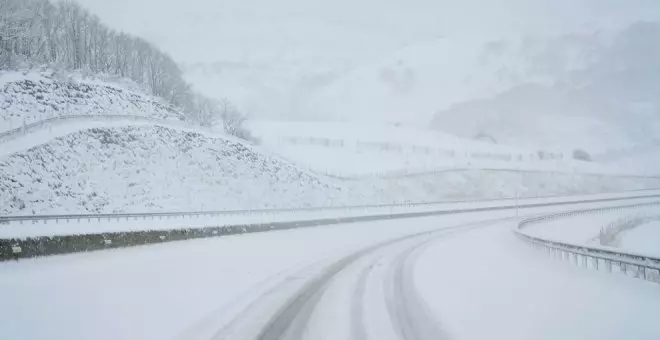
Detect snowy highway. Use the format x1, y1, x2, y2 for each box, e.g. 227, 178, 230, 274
2, 198, 660, 340
4, 2, 660, 340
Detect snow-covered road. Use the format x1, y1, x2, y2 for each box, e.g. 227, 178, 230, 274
1, 202, 659, 340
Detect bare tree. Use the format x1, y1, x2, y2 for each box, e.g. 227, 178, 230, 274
217, 98, 257, 142
0, 0, 210, 124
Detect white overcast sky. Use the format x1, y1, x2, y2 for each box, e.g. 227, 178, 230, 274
74, 0, 660, 63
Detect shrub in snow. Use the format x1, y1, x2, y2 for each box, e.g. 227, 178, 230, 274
219, 99, 259, 144
572, 149, 592, 162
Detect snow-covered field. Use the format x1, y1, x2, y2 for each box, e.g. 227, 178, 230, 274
618, 220, 660, 257
1, 202, 658, 340
415, 221, 660, 340
523, 204, 660, 254
248, 120, 660, 177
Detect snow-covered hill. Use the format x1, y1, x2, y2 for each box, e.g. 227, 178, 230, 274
1, 71, 659, 216
0, 125, 352, 215
2, 123, 658, 216
0, 70, 184, 132
70, 0, 660, 160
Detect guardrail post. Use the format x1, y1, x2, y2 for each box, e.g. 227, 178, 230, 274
606, 260, 612, 273
593, 258, 599, 270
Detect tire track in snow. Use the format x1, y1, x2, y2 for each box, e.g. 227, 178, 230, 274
384, 237, 450, 340
349, 258, 379, 340
255, 218, 505, 340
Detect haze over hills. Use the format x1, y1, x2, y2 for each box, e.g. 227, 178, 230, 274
2, 0, 659, 218
72, 0, 660, 159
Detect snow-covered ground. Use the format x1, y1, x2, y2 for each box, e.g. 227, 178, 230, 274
415, 221, 660, 340
248, 120, 660, 177
2, 122, 658, 216
2, 71, 659, 217
0, 125, 352, 215
2, 119, 660, 216
617, 220, 660, 257
1, 202, 658, 340
522, 204, 660, 252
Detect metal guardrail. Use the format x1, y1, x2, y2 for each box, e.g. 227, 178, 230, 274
3, 192, 660, 261
515, 202, 660, 284
3, 190, 660, 226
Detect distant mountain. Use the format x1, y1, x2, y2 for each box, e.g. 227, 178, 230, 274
303, 22, 660, 154
431, 22, 660, 151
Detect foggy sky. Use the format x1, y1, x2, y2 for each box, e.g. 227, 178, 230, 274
72, 0, 660, 63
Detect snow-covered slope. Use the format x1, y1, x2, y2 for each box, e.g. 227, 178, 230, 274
618, 220, 660, 257
0, 70, 184, 132
4, 119, 660, 216
0, 125, 351, 215
1, 71, 659, 216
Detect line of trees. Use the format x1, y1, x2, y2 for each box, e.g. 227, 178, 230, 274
0, 0, 247, 136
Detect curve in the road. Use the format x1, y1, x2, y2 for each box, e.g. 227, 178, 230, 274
223, 217, 505, 340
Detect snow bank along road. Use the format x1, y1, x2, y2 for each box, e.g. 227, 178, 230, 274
2, 197, 659, 340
